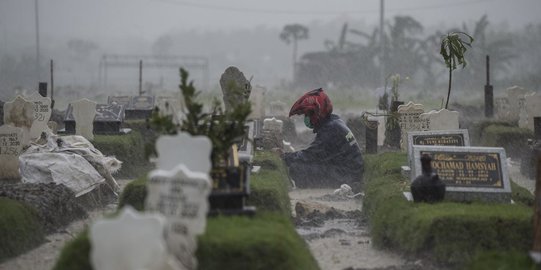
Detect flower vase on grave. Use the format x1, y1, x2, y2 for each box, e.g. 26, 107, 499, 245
411, 154, 445, 203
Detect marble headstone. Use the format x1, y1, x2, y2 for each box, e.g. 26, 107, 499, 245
419, 109, 459, 131
262, 117, 283, 132
519, 93, 541, 131
3, 95, 34, 146
26, 92, 52, 140
506, 86, 531, 122
397, 101, 427, 150
219, 66, 252, 112
90, 206, 180, 270
146, 164, 211, 269
248, 85, 266, 120
70, 98, 97, 140
269, 100, 287, 118
0, 125, 24, 179
155, 132, 212, 173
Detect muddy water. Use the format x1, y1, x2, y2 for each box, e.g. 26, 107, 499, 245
290, 188, 407, 270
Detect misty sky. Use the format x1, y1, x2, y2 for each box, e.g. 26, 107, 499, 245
1, 0, 540, 42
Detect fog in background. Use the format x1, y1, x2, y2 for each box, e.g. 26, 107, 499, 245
1, 0, 540, 108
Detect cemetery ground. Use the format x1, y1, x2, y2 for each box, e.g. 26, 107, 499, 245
2, 88, 541, 269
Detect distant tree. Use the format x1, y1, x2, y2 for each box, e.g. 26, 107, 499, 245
280, 24, 309, 80
440, 31, 474, 109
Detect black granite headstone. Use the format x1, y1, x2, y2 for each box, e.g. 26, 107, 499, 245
93, 104, 125, 134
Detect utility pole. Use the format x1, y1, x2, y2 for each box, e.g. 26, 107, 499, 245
34, 0, 41, 82
379, 0, 385, 87
139, 60, 143, 96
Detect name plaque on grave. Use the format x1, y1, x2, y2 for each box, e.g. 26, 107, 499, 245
412, 145, 511, 202
407, 130, 470, 166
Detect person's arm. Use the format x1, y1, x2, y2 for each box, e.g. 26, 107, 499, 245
283, 131, 329, 164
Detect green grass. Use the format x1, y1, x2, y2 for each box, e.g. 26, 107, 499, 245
363, 152, 534, 267
480, 124, 533, 158
118, 176, 148, 211
91, 131, 153, 178
52, 230, 92, 270
247, 151, 292, 216
0, 198, 44, 262
197, 213, 318, 270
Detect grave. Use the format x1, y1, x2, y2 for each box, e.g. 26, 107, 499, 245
411, 145, 511, 203
147, 132, 213, 268
0, 124, 24, 179
397, 101, 428, 150
261, 117, 284, 150
519, 92, 541, 131
238, 121, 255, 163
90, 206, 179, 270
93, 104, 125, 134
65, 98, 97, 140
419, 109, 459, 131
127, 96, 155, 119
107, 96, 132, 107
146, 164, 211, 269
248, 85, 266, 120
3, 95, 35, 146
26, 92, 52, 140
403, 129, 470, 178
219, 66, 252, 112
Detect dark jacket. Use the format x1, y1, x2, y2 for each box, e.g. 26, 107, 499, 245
283, 114, 364, 181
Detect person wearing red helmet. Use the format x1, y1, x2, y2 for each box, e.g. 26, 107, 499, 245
282, 88, 364, 191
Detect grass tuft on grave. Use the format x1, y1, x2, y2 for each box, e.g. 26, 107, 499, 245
480, 124, 533, 158
197, 213, 319, 270
363, 152, 534, 267
0, 198, 44, 262
91, 131, 153, 178
247, 151, 292, 216
52, 230, 92, 270
118, 176, 148, 211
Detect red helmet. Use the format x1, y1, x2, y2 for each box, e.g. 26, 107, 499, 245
289, 88, 333, 127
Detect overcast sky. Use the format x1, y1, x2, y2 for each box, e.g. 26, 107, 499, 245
1, 0, 540, 42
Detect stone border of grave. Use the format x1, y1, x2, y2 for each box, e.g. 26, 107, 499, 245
363, 152, 533, 267
412, 145, 511, 203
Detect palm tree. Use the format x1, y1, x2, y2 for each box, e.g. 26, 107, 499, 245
280, 24, 309, 80
440, 31, 474, 109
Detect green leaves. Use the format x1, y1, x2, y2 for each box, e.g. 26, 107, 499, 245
440, 31, 474, 71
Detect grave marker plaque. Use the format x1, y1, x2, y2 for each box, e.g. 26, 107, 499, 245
407, 129, 470, 167
146, 164, 211, 269
397, 101, 427, 150
0, 125, 24, 179
27, 92, 52, 140
412, 145, 511, 203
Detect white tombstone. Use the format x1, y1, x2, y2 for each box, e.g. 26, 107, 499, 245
146, 164, 212, 270
419, 109, 459, 131
397, 101, 427, 150
155, 132, 212, 173
26, 92, 52, 140
3, 95, 34, 146
506, 86, 531, 122
494, 97, 509, 120
90, 206, 180, 270
248, 85, 266, 120
0, 125, 24, 179
70, 98, 97, 140
262, 117, 283, 132
519, 93, 541, 131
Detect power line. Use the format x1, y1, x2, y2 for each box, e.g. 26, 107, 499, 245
151, 0, 497, 15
